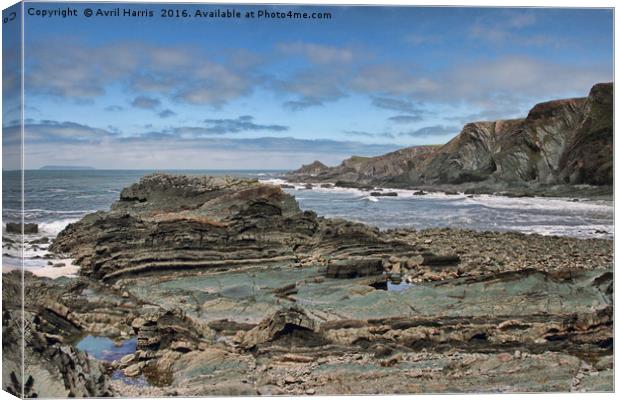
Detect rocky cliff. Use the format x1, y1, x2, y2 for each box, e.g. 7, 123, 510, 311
288, 83, 613, 189
289, 146, 438, 187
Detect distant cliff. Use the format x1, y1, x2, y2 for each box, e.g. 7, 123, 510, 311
290, 146, 438, 186
288, 82, 613, 189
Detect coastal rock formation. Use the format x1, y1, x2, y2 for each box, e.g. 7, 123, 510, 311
558, 82, 613, 185
290, 146, 438, 187
287, 83, 613, 190
15, 173, 611, 395
50, 174, 415, 281
295, 161, 329, 176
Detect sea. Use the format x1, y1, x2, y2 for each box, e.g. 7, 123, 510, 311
1, 169, 614, 276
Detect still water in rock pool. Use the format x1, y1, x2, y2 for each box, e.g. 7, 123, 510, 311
76, 336, 136, 362
110, 371, 151, 388
387, 281, 416, 292
76, 336, 151, 386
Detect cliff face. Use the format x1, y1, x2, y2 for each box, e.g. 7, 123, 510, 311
288, 83, 613, 188
558, 83, 613, 185
489, 97, 588, 185
415, 119, 523, 184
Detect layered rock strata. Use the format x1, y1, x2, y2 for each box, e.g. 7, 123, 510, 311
50, 174, 416, 281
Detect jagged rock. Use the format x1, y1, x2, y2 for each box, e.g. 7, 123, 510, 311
123, 362, 144, 377
287, 147, 437, 187
170, 341, 194, 353
31, 171, 612, 395
132, 308, 213, 353
237, 307, 324, 349
558, 83, 613, 185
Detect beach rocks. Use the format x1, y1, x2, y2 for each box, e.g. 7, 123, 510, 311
420, 254, 460, 266
131, 307, 213, 352
5, 222, 38, 234
50, 174, 309, 280
236, 307, 324, 349
122, 362, 144, 377
370, 191, 398, 197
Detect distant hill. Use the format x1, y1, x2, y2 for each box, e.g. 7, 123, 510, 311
39, 165, 96, 170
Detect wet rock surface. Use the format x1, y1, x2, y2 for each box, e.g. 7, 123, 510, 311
5, 173, 612, 396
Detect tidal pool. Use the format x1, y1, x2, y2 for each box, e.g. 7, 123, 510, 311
387, 281, 416, 292
110, 370, 151, 387
75, 335, 137, 362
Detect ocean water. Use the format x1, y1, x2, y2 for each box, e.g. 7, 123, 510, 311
1, 170, 614, 275
268, 179, 614, 239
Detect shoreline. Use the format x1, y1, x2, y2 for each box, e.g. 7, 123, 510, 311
263, 177, 614, 240
278, 174, 614, 201
267, 176, 615, 202
1, 175, 614, 280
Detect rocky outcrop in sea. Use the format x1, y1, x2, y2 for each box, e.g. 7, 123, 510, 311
4, 173, 613, 395
49, 174, 414, 281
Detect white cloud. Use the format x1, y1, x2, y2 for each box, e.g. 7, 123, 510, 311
277, 42, 355, 64
26, 39, 258, 107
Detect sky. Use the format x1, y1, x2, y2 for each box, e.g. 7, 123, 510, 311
2, 3, 614, 169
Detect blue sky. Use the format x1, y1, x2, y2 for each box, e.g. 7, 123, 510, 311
4, 3, 614, 169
